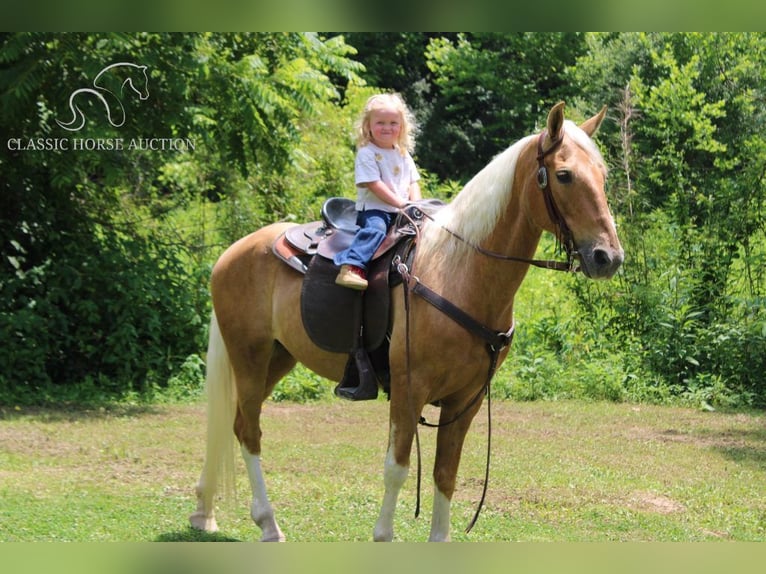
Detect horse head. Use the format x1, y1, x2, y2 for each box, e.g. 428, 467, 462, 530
527, 102, 624, 279
94, 62, 150, 101
129, 65, 150, 101
117, 64, 149, 101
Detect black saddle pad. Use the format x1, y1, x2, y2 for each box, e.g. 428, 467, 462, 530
301, 256, 363, 353
300, 255, 392, 354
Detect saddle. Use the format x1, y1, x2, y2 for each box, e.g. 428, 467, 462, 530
271, 197, 444, 398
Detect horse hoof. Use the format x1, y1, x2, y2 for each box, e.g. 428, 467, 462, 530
189, 512, 219, 532
373, 527, 394, 542
261, 532, 286, 542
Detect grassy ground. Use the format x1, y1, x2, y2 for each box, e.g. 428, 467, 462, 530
0, 399, 764, 542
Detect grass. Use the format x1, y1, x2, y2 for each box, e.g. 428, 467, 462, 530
1, 399, 764, 542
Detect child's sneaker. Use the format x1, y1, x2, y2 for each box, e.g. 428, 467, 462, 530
335, 264, 368, 290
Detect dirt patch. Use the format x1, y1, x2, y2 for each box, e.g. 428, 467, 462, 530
626, 491, 685, 514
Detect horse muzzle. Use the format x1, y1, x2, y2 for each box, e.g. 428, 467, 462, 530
577, 242, 624, 279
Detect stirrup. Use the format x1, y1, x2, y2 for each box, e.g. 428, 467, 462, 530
335, 382, 378, 401
335, 347, 379, 401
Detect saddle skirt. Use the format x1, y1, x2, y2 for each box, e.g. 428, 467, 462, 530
271, 198, 444, 354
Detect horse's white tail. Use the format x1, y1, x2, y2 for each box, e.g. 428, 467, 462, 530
204, 311, 238, 497
190, 312, 237, 531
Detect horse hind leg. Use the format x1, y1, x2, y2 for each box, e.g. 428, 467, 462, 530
240, 445, 285, 542
237, 341, 296, 542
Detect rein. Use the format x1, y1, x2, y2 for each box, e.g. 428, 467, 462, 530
396, 254, 513, 534
429, 220, 579, 272
396, 207, 515, 533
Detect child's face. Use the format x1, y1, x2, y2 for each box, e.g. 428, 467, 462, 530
368, 107, 402, 149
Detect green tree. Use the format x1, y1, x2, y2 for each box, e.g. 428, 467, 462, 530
422, 32, 587, 180
0, 32, 362, 404
569, 33, 766, 405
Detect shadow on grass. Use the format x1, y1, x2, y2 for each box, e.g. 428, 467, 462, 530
692, 423, 766, 471
0, 403, 167, 422
714, 429, 766, 471
155, 528, 241, 542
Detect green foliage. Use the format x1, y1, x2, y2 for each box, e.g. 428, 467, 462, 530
569, 208, 766, 409
2, 32, 766, 409
269, 365, 333, 403
490, 245, 633, 404
559, 33, 766, 407
189, 33, 362, 179
0, 32, 363, 406
421, 32, 587, 180
0, 221, 206, 405
160, 354, 207, 403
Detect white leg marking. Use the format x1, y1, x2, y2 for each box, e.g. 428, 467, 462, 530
189, 476, 219, 532
241, 445, 285, 542
373, 426, 409, 542
428, 488, 451, 542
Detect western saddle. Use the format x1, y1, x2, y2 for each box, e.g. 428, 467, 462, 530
271, 197, 444, 400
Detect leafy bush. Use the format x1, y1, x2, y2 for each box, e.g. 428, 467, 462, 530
0, 221, 207, 405
160, 353, 207, 403
269, 365, 333, 403
565, 207, 766, 408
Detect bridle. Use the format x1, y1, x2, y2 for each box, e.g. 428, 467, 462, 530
418, 129, 580, 273
536, 129, 578, 270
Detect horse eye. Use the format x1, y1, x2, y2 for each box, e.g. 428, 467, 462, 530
555, 170, 572, 184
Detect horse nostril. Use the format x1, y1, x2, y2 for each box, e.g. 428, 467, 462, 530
593, 249, 611, 268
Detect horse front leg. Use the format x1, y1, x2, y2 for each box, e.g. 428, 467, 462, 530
373, 419, 414, 541
429, 403, 481, 542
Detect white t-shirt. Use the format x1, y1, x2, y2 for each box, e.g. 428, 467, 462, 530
354, 143, 420, 213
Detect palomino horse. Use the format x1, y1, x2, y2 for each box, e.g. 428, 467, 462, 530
189, 102, 623, 541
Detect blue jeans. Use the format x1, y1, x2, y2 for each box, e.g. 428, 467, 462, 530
333, 209, 394, 271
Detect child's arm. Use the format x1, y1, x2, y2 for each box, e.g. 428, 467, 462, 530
361, 180, 407, 208
408, 181, 422, 202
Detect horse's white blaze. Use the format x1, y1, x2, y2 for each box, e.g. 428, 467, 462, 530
241, 446, 285, 542
429, 489, 451, 542
373, 426, 409, 541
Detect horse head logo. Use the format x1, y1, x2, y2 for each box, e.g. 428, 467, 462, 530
56, 62, 150, 132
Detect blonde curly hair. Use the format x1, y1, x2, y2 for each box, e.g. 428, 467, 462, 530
355, 92, 417, 156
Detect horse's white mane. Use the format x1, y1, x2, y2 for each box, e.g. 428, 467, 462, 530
418, 120, 605, 270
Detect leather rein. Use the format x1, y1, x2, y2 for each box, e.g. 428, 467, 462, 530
395, 130, 577, 533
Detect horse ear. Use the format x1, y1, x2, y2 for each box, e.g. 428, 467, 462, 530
546, 101, 566, 141
580, 105, 607, 137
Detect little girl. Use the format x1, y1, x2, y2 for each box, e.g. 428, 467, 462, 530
334, 93, 422, 290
